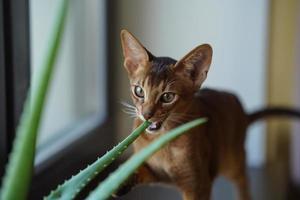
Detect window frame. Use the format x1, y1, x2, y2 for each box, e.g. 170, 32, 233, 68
0, 0, 31, 178
0, 0, 117, 198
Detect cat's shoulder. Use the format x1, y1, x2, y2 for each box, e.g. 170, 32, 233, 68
195, 87, 241, 103
197, 87, 236, 97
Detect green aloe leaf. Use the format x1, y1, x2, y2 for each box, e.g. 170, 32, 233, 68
0, 1, 69, 199
86, 118, 207, 200
45, 121, 150, 200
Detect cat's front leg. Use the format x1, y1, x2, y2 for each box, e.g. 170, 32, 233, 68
178, 166, 213, 200
112, 164, 158, 198
182, 188, 211, 200
181, 183, 212, 200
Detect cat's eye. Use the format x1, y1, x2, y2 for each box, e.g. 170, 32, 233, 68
161, 92, 175, 103
134, 85, 144, 98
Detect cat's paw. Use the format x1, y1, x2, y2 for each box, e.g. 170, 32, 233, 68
111, 184, 133, 198
111, 174, 138, 198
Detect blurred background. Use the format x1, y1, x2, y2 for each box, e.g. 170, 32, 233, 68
0, 0, 300, 199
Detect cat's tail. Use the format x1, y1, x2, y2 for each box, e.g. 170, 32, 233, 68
247, 107, 300, 125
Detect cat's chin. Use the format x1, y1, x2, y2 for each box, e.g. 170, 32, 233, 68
146, 121, 162, 134
145, 129, 157, 134
145, 128, 161, 135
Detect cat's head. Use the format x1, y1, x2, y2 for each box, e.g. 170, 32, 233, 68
121, 29, 212, 134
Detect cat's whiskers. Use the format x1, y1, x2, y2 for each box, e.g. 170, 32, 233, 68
120, 101, 137, 109
120, 101, 138, 118
122, 107, 136, 113
122, 109, 136, 115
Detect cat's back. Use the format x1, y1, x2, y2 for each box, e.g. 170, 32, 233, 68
194, 87, 247, 133
196, 87, 238, 100
195, 88, 244, 112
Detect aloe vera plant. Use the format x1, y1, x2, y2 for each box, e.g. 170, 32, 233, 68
45, 121, 150, 200
0, 0, 68, 199
86, 118, 207, 200
45, 118, 206, 200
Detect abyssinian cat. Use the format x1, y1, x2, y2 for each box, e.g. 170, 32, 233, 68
117, 29, 300, 200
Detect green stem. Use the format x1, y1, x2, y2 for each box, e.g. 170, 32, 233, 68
86, 118, 207, 200
45, 121, 150, 200
0, 1, 69, 199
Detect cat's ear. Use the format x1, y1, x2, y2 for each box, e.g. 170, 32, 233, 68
120, 29, 150, 76
174, 44, 212, 88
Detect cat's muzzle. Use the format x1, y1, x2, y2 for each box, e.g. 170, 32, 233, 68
146, 121, 162, 133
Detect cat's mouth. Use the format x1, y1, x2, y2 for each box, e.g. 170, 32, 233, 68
146, 121, 162, 133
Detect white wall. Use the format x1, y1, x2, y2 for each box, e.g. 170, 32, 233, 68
115, 0, 269, 167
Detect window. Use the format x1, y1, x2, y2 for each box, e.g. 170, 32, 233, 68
0, 0, 115, 198
30, 0, 107, 166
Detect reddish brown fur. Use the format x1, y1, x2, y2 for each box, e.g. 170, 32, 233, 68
119, 29, 251, 200
132, 90, 250, 200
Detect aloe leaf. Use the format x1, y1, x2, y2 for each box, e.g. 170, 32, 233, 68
0, 1, 69, 199
45, 121, 150, 200
86, 118, 207, 200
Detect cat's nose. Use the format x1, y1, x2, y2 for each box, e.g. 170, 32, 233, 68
142, 110, 154, 120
